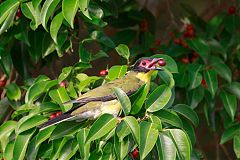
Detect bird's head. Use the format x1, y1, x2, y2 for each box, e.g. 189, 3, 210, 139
132, 57, 164, 73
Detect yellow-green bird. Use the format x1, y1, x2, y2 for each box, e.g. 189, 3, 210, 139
39, 57, 164, 130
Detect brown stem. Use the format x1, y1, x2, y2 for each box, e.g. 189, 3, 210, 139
1, 67, 14, 99
214, 133, 220, 160
220, 144, 232, 160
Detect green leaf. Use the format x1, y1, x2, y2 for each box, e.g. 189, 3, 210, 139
0, 4, 17, 35
21, 1, 41, 30
225, 82, 240, 100
49, 87, 72, 112
77, 128, 90, 159
32, 0, 42, 9
62, 0, 78, 28
107, 65, 127, 81
220, 124, 240, 144
115, 44, 130, 60
123, 116, 140, 145
58, 66, 73, 82
186, 38, 210, 58
173, 104, 199, 127
0, 50, 12, 78
158, 69, 175, 89
25, 79, 58, 103
139, 122, 158, 160
79, 0, 91, 19
40, 0, 61, 30
90, 31, 115, 48
59, 138, 78, 160
113, 87, 131, 116
220, 91, 237, 122
6, 83, 21, 101
4, 141, 14, 160
50, 138, 68, 160
17, 115, 48, 134
35, 126, 55, 147
50, 12, 64, 43
204, 69, 218, 97
181, 118, 196, 146
187, 86, 204, 109
156, 133, 176, 160
210, 60, 232, 83
234, 134, 240, 159
39, 102, 60, 113
0, 121, 17, 140
206, 14, 224, 38
149, 115, 162, 131
0, 0, 19, 25
13, 128, 36, 160
167, 129, 191, 160
188, 64, 202, 90
151, 54, 178, 73
50, 121, 82, 140
154, 109, 183, 128
86, 114, 117, 143
116, 121, 131, 141
224, 14, 240, 33
130, 84, 149, 114
146, 85, 172, 112
114, 135, 129, 160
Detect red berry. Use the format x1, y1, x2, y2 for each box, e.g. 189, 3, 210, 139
174, 38, 182, 45
49, 114, 56, 120
169, 31, 175, 38
0, 80, 6, 87
56, 111, 62, 117
201, 79, 207, 88
131, 148, 139, 158
192, 52, 198, 58
181, 57, 190, 64
187, 29, 195, 38
139, 20, 148, 32
181, 41, 188, 48
228, 6, 236, 15
158, 59, 166, 66
15, 9, 22, 18
186, 24, 193, 31
155, 39, 161, 46
59, 81, 67, 87
183, 31, 189, 38
100, 70, 108, 76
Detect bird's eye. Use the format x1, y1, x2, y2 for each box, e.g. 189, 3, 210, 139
142, 61, 146, 66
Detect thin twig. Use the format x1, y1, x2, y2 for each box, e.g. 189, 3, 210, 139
166, 0, 178, 27
1, 68, 14, 99
220, 144, 233, 160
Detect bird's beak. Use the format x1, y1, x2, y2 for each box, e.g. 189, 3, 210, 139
147, 58, 163, 71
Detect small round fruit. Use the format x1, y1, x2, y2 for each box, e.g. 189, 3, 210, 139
0, 80, 6, 87
131, 148, 139, 158
49, 114, 56, 120
100, 70, 108, 76
155, 39, 161, 46
186, 24, 193, 30
181, 57, 190, 64
201, 79, 207, 88
228, 6, 236, 15
56, 111, 62, 117
158, 59, 166, 66
59, 81, 66, 87
174, 38, 182, 45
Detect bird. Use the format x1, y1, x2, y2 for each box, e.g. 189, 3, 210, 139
39, 57, 164, 130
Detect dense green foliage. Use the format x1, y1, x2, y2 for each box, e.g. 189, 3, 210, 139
0, 0, 240, 159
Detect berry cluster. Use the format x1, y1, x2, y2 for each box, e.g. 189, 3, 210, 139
49, 111, 62, 120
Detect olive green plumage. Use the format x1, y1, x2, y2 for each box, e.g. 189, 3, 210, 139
39, 58, 162, 130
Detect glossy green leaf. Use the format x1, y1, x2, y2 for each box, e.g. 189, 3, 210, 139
0, 121, 17, 140
220, 124, 240, 144
0, 0, 19, 25
6, 83, 21, 101
107, 65, 127, 81
77, 128, 90, 159
4, 141, 14, 160
21, 1, 41, 30
50, 12, 64, 43
208, 39, 227, 60
173, 104, 199, 127
49, 87, 72, 112
79, 0, 91, 19
220, 91, 237, 122
86, 114, 117, 143
13, 128, 36, 160
58, 66, 73, 82
50, 121, 82, 140
32, 0, 42, 9
187, 86, 204, 109
17, 115, 48, 134
186, 38, 210, 58
0, 49, 12, 78
40, 0, 61, 30
59, 138, 78, 160
113, 87, 131, 116
90, 31, 115, 48
36, 126, 55, 147
149, 115, 162, 131
224, 14, 240, 33
139, 122, 158, 160
130, 84, 149, 114
115, 44, 130, 60
188, 64, 202, 90
0, 4, 17, 35
225, 82, 240, 100
146, 85, 172, 112
25, 80, 58, 103
116, 121, 131, 142
154, 109, 183, 128
210, 61, 232, 83
181, 118, 196, 146
167, 129, 191, 160
234, 134, 240, 159
62, 0, 78, 28
206, 14, 224, 38
151, 54, 178, 73
158, 69, 175, 89
156, 133, 176, 160
39, 102, 61, 113
204, 69, 218, 97
123, 116, 140, 145
50, 138, 68, 160
114, 135, 129, 160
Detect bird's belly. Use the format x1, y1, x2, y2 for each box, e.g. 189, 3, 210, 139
101, 100, 121, 117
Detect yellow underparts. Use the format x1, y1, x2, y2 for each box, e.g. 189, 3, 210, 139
135, 70, 154, 83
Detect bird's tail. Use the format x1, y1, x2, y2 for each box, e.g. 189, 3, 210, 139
38, 113, 75, 130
